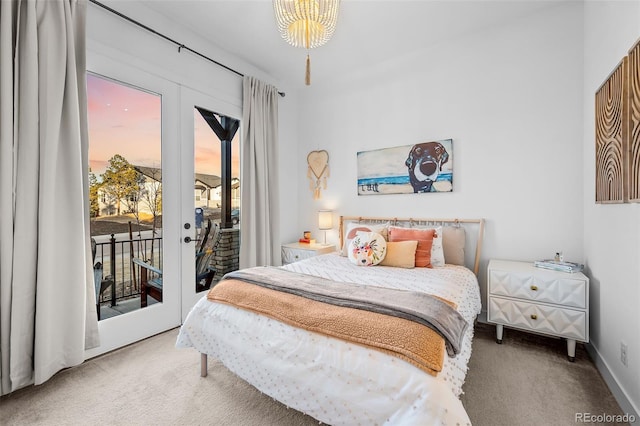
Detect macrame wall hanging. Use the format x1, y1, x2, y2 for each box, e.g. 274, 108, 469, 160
307, 150, 330, 199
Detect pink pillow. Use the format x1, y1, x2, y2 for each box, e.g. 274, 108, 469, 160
388, 226, 435, 268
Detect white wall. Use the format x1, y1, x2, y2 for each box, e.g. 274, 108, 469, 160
583, 1, 640, 417
297, 3, 584, 309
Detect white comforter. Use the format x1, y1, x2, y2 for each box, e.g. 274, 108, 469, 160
176, 253, 482, 425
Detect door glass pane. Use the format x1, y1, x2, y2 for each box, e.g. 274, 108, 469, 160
194, 108, 240, 292
88, 73, 163, 319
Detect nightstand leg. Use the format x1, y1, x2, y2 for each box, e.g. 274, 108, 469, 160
567, 339, 576, 362
496, 324, 503, 344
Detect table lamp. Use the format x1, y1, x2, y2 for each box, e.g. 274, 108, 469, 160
318, 210, 333, 244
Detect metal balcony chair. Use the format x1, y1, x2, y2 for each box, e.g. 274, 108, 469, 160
132, 257, 163, 308
91, 237, 115, 320
195, 220, 221, 293
134, 219, 221, 308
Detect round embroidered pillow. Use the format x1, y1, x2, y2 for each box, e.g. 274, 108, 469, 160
348, 231, 387, 266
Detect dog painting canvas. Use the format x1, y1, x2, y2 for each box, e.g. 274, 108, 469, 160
357, 139, 453, 195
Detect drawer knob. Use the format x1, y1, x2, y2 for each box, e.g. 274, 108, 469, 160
530, 285, 538, 291
531, 314, 538, 320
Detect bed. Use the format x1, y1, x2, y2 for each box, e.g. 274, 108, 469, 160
176, 216, 485, 425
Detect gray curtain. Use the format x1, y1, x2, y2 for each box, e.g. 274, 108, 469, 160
0, 0, 99, 395
240, 76, 280, 268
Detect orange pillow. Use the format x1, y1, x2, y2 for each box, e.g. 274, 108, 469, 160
379, 240, 418, 268
388, 226, 435, 268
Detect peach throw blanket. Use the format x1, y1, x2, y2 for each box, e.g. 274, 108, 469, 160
208, 279, 449, 376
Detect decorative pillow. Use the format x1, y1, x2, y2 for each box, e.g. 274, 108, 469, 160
379, 240, 418, 268
412, 226, 445, 267
348, 232, 387, 266
442, 226, 466, 266
388, 226, 435, 268
341, 221, 388, 256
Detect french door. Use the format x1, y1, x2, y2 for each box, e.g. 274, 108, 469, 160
179, 88, 242, 320
85, 54, 182, 358
84, 51, 242, 358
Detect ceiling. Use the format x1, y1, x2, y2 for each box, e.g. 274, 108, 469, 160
138, 0, 564, 91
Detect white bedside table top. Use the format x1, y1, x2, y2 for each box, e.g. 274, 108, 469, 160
488, 259, 588, 279
282, 242, 335, 251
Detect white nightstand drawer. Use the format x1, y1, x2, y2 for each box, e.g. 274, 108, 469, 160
488, 296, 587, 341
281, 243, 335, 265
282, 248, 316, 264
489, 269, 587, 309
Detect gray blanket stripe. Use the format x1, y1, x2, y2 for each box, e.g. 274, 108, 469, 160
222, 266, 468, 357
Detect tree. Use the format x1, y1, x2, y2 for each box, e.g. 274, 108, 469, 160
121, 171, 146, 217
88, 172, 101, 217
139, 167, 163, 263
140, 169, 162, 229
100, 154, 139, 216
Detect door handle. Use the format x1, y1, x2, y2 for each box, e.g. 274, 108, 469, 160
184, 236, 192, 243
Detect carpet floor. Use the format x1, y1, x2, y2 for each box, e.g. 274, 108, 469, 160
0, 322, 626, 426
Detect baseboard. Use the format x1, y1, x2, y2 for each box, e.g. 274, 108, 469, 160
586, 342, 639, 420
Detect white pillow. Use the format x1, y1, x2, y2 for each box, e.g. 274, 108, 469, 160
348, 232, 387, 266
414, 225, 466, 266
430, 226, 445, 267
341, 221, 388, 256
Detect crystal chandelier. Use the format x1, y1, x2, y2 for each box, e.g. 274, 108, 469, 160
273, 0, 340, 85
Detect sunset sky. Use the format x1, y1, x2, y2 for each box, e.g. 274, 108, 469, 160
87, 73, 239, 181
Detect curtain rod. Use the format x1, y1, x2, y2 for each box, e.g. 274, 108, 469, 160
88, 0, 285, 97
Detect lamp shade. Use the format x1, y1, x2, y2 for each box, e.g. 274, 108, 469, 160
273, 0, 341, 85
273, 0, 340, 49
318, 210, 333, 230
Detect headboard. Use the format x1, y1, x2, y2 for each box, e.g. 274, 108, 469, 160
339, 216, 485, 276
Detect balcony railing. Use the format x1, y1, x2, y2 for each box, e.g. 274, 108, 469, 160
93, 234, 163, 306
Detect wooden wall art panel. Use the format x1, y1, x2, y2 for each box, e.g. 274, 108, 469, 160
628, 40, 640, 202
595, 58, 628, 204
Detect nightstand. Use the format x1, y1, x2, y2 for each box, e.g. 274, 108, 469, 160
281, 243, 335, 265
487, 259, 589, 361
